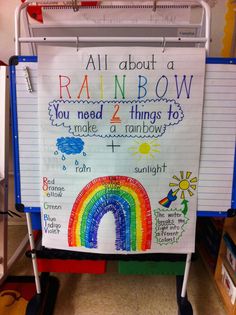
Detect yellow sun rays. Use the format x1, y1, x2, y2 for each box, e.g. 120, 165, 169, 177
129, 140, 160, 160
169, 171, 198, 200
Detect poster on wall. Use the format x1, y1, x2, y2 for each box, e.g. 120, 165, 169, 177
38, 46, 206, 254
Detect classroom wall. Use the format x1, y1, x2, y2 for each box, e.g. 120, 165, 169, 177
210, 0, 227, 56
0, 1, 229, 63
0, 0, 20, 63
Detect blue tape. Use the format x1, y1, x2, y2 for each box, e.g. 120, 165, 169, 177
10, 63, 21, 204
24, 207, 41, 213
197, 211, 228, 218
206, 57, 236, 64
18, 56, 38, 63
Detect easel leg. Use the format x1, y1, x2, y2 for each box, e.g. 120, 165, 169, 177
26, 212, 41, 293
26, 273, 59, 315
176, 253, 193, 315
25, 212, 59, 315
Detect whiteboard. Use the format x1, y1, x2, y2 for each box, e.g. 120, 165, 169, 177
10, 56, 236, 216
198, 59, 236, 215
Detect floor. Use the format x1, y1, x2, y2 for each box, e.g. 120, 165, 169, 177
8, 225, 227, 315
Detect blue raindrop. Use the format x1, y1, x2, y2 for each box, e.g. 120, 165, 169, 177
54, 151, 58, 155
62, 155, 66, 161
83, 152, 87, 156
63, 165, 66, 171
75, 160, 79, 166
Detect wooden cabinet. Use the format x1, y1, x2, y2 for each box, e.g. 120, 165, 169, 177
197, 217, 224, 274
214, 218, 236, 315
197, 217, 236, 314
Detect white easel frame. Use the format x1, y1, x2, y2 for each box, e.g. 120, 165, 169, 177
15, 0, 211, 54
13, 0, 211, 310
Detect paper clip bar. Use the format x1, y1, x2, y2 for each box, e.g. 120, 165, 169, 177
23, 66, 33, 93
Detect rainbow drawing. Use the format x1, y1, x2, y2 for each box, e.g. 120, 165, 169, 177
68, 176, 152, 252
159, 189, 177, 208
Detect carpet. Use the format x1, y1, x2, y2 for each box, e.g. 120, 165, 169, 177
0, 276, 36, 315
0, 275, 59, 315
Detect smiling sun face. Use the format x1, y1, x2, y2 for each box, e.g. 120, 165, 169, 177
169, 171, 198, 200
129, 140, 160, 160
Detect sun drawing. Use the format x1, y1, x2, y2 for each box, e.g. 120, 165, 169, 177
129, 140, 160, 159
169, 171, 198, 200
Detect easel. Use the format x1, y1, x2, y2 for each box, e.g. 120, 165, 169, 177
12, 1, 211, 314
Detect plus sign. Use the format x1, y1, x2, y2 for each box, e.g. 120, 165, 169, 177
106, 140, 121, 153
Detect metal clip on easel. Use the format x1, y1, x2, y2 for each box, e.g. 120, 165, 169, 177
76, 36, 79, 52
72, 0, 79, 12
153, 1, 157, 12
162, 36, 166, 53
